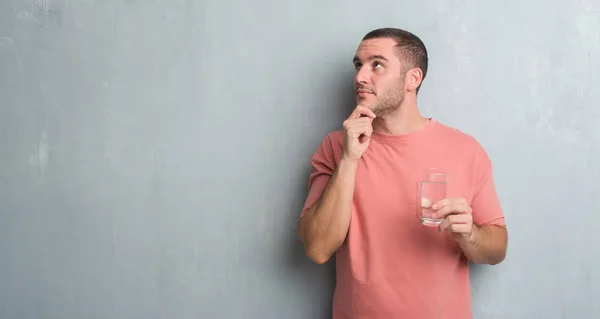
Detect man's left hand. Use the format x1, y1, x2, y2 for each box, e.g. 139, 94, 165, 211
432, 198, 475, 242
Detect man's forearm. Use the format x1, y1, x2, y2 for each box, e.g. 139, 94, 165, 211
299, 158, 358, 264
459, 225, 508, 265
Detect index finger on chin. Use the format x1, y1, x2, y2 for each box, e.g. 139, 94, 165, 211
351, 105, 376, 119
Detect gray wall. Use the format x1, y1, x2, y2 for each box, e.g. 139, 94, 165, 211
1, 1, 598, 318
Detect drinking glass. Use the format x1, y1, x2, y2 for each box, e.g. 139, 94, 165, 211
418, 168, 448, 226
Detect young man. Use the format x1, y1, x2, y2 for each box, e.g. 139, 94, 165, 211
298, 28, 508, 318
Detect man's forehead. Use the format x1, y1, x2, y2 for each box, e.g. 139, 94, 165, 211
354, 38, 397, 59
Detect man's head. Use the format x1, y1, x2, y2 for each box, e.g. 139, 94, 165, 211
353, 28, 428, 117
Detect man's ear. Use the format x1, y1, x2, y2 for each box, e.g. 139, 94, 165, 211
406, 68, 423, 92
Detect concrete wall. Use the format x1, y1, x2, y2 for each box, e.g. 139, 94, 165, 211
1, 1, 599, 318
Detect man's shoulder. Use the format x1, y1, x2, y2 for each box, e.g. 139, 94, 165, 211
309, 130, 344, 161
433, 120, 492, 163
318, 130, 344, 148
434, 120, 483, 149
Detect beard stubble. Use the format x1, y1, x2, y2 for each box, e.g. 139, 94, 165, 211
369, 84, 405, 117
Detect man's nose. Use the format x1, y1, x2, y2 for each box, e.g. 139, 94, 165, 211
355, 67, 370, 85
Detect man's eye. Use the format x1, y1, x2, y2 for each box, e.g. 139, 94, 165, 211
374, 62, 383, 69
354, 63, 362, 70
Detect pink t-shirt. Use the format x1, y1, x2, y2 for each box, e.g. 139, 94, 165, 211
302, 119, 505, 319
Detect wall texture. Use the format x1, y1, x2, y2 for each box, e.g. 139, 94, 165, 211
1, 0, 599, 318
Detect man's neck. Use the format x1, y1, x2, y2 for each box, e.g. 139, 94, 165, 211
372, 97, 429, 135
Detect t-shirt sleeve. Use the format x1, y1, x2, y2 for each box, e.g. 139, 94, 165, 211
300, 134, 338, 218
471, 144, 505, 226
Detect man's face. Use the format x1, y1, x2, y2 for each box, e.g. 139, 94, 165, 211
353, 38, 406, 117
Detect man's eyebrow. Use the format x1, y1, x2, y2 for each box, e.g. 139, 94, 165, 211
353, 55, 389, 64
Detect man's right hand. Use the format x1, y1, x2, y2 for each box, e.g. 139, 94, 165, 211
299, 105, 374, 264
342, 105, 376, 162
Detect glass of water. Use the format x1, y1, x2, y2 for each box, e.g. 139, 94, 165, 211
418, 168, 448, 226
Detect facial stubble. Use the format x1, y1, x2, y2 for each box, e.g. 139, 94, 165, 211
369, 79, 405, 117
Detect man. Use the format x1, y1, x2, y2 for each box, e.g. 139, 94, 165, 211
298, 28, 508, 318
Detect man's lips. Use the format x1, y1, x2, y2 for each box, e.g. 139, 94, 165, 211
356, 89, 374, 95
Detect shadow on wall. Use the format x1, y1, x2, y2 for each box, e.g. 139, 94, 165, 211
282, 44, 357, 264
470, 263, 484, 282
469, 262, 497, 292
279, 55, 357, 316
330, 67, 360, 120
283, 61, 357, 267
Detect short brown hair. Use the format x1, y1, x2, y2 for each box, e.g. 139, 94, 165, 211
362, 28, 428, 92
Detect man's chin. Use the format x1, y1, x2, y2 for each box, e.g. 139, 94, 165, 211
356, 99, 374, 109
361, 102, 383, 115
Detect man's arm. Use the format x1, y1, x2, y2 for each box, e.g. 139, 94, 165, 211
458, 224, 507, 265
298, 158, 358, 264
298, 105, 375, 264
435, 140, 508, 265
433, 198, 508, 265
